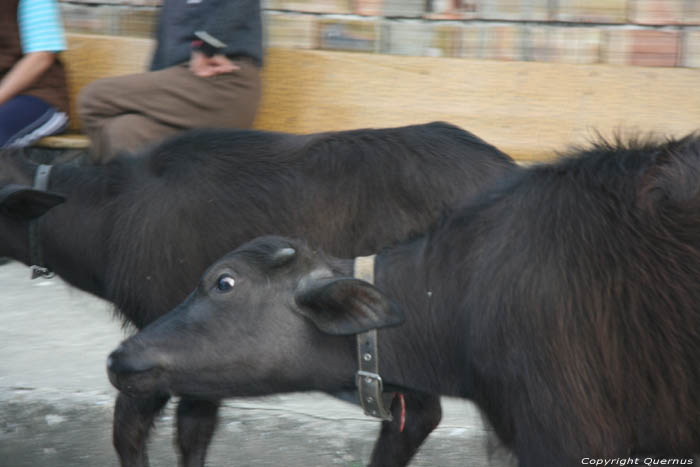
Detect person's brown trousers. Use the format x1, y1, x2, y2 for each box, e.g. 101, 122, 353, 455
78, 59, 261, 163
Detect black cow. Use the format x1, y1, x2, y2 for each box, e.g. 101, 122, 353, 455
108, 134, 700, 466
0, 122, 517, 467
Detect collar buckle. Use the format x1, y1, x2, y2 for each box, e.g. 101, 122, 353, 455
356, 370, 393, 420
354, 255, 394, 421
29, 164, 55, 280
30, 265, 55, 280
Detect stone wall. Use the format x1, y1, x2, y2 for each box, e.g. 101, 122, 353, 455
58, 0, 700, 68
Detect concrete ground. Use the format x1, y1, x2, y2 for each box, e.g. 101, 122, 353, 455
0, 261, 515, 467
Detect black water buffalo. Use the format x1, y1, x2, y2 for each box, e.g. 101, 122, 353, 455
0, 122, 517, 467
108, 134, 700, 466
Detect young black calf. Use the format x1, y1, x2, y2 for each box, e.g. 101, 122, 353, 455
0, 122, 516, 467
109, 134, 700, 466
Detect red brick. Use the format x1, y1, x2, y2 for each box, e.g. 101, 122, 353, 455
354, 0, 383, 16
629, 0, 684, 25
424, 0, 477, 20
483, 24, 525, 61
603, 29, 681, 67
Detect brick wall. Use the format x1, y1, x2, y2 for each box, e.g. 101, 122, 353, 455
58, 0, 700, 68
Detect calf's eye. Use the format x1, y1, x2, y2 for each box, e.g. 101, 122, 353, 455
216, 274, 235, 292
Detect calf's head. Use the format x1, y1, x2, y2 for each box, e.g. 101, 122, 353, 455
107, 236, 403, 399
0, 150, 66, 258
0, 184, 65, 258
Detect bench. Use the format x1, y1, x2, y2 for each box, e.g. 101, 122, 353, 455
40, 32, 700, 162
37, 34, 153, 149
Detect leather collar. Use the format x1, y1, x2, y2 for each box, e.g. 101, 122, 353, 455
29, 164, 54, 280
353, 254, 394, 421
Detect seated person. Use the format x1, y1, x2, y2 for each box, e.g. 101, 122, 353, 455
78, 0, 263, 163
0, 0, 69, 148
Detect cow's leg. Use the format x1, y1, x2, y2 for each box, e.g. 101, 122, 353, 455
175, 397, 221, 467
113, 391, 170, 467
368, 391, 442, 467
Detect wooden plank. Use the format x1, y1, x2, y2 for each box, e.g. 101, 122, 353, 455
47, 38, 700, 160
255, 48, 700, 161
36, 133, 89, 149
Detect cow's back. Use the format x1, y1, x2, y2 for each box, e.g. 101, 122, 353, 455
104, 123, 516, 326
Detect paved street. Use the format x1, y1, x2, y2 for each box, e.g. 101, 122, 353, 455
0, 261, 514, 467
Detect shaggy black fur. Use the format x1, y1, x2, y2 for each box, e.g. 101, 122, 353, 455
0, 122, 517, 467
120, 133, 700, 466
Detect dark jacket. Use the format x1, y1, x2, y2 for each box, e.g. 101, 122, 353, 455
150, 0, 263, 71
0, 0, 69, 113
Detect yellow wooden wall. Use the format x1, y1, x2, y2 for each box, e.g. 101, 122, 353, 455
61, 34, 700, 161
256, 48, 700, 161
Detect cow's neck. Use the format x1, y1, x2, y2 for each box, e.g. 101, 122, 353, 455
28, 163, 116, 298
371, 237, 471, 399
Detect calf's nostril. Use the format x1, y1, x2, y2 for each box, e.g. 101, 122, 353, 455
106, 346, 124, 369
106, 348, 157, 375
106, 349, 129, 374
107, 356, 125, 374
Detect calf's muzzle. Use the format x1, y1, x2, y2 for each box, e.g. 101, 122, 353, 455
107, 344, 168, 396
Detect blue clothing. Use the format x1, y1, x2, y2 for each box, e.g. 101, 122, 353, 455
18, 0, 66, 54
0, 95, 68, 148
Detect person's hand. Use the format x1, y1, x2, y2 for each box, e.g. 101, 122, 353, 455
189, 51, 239, 78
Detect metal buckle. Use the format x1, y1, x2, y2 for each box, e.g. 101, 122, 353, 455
30, 265, 55, 280
356, 370, 384, 390
356, 370, 392, 420
354, 256, 393, 421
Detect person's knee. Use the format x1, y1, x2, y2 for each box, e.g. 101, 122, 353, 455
102, 114, 174, 159
106, 114, 140, 142
77, 78, 111, 119
92, 115, 134, 162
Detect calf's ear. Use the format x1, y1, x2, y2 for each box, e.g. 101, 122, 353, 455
294, 277, 404, 335
0, 185, 66, 220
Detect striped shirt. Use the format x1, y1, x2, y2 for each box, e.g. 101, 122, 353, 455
18, 0, 66, 54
